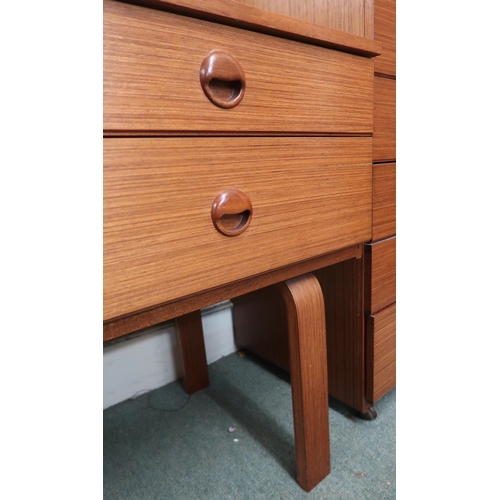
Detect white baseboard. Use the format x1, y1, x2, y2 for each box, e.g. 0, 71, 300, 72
103, 301, 237, 409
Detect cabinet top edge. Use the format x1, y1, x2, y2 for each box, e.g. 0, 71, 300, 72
110, 0, 382, 58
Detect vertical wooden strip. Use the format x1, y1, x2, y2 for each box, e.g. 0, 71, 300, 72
277, 273, 330, 492
174, 309, 209, 394
366, 303, 396, 402
373, 75, 396, 162
372, 162, 396, 241
373, 0, 396, 76
364, 0, 374, 39
314, 256, 370, 414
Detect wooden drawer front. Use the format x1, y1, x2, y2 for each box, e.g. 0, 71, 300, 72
374, 0, 396, 76
103, 0, 373, 134
372, 162, 396, 241
373, 76, 396, 162
366, 303, 396, 403
104, 137, 372, 321
365, 236, 395, 313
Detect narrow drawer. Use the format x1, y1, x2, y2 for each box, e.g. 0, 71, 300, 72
103, 0, 374, 133
104, 137, 372, 321
366, 303, 396, 403
374, 0, 396, 76
373, 76, 396, 162
364, 236, 396, 313
372, 162, 396, 241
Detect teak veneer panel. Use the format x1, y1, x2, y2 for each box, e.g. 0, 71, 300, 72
372, 162, 396, 241
373, 0, 396, 76
364, 236, 396, 313
234, 0, 366, 37
314, 257, 368, 413
366, 303, 396, 402
128, 0, 382, 57
233, 286, 291, 373
104, 137, 372, 321
373, 76, 396, 162
104, 0, 374, 134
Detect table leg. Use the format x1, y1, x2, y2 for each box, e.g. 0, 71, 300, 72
175, 309, 209, 394
277, 273, 331, 492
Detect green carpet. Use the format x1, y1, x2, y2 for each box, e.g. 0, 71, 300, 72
104, 352, 396, 499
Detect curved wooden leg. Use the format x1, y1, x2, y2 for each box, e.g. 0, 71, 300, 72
277, 274, 330, 492
175, 309, 209, 394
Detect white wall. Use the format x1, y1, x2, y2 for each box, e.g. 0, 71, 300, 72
103, 301, 237, 409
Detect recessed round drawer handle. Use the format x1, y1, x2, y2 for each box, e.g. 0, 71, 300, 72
211, 189, 252, 236
200, 50, 246, 109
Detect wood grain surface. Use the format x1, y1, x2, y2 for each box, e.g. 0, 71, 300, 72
366, 302, 396, 402
233, 286, 291, 373
315, 256, 369, 413
105, 245, 362, 341
364, 0, 374, 40
374, 0, 396, 76
367, 2, 396, 406
124, 0, 382, 57
104, 137, 372, 321
104, 0, 374, 133
234, 0, 366, 37
277, 274, 330, 491
373, 75, 396, 162
372, 162, 396, 241
364, 236, 396, 313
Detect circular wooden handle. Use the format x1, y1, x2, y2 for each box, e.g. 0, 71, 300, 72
211, 189, 252, 236
200, 50, 246, 108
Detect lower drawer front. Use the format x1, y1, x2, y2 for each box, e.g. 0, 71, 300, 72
104, 137, 372, 321
365, 236, 396, 313
366, 303, 396, 403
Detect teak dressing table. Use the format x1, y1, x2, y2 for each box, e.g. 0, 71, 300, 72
104, 0, 381, 491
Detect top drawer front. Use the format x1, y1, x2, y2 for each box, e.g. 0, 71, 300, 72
104, 137, 372, 321
103, 0, 374, 133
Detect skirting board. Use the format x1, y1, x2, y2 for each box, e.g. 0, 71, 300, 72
103, 301, 236, 409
